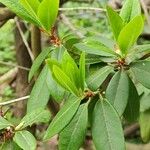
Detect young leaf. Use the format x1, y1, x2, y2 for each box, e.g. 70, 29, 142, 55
62, 51, 80, 90
117, 15, 144, 55
52, 65, 80, 97
59, 103, 88, 150
20, 0, 40, 14
139, 109, 150, 142
37, 0, 59, 32
27, 65, 50, 113
0, 117, 13, 130
86, 66, 113, 91
106, 6, 124, 40
46, 68, 66, 103
19, 109, 51, 129
20, 0, 39, 19
123, 77, 140, 122
130, 61, 150, 89
79, 52, 85, 91
106, 70, 129, 116
0, 0, 41, 26
13, 130, 36, 150
44, 95, 81, 140
28, 48, 52, 81
92, 99, 125, 150
120, 0, 141, 23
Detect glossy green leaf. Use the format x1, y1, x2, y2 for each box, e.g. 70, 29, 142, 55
29, 48, 52, 81
92, 99, 125, 150
59, 103, 88, 150
120, 0, 141, 23
20, 0, 40, 18
53, 65, 80, 97
118, 15, 144, 55
46, 68, 66, 102
131, 61, 150, 89
79, 52, 85, 90
123, 77, 140, 122
74, 41, 117, 57
0, 0, 41, 26
62, 51, 80, 90
44, 95, 81, 140
139, 109, 150, 142
87, 66, 113, 91
107, 6, 123, 40
0, 117, 13, 130
19, 109, 51, 129
20, 0, 40, 13
37, 0, 59, 32
106, 70, 129, 116
13, 130, 36, 150
27, 65, 50, 113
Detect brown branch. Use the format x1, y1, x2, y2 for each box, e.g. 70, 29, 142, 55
124, 123, 140, 138
31, 25, 41, 58
0, 8, 15, 22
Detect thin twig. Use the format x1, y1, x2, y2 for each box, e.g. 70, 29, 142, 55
59, 7, 107, 12
60, 14, 84, 38
0, 68, 18, 84
15, 18, 34, 61
0, 61, 30, 71
0, 95, 30, 106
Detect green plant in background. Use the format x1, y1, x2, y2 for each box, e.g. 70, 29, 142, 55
1, 0, 150, 149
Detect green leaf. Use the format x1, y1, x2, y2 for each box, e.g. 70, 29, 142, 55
27, 65, 50, 113
20, 0, 39, 20
37, 0, 59, 32
53, 65, 80, 97
123, 77, 140, 122
20, 0, 40, 14
140, 93, 150, 112
1, 140, 21, 150
92, 99, 125, 150
131, 61, 150, 89
59, 103, 88, 150
86, 66, 113, 91
0, 117, 13, 130
13, 130, 36, 150
79, 52, 85, 91
106, 70, 129, 116
19, 109, 51, 129
29, 48, 52, 81
139, 109, 150, 142
0, 0, 41, 26
106, 6, 124, 40
135, 44, 150, 53
74, 41, 117, 57
62, 51, 80, 90
46, 68, 66, 103
117, 15, 144, 55
120, 0, 141, 23
44, 95, 81, 140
